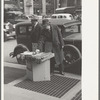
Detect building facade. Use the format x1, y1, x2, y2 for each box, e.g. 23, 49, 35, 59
4, 0, 81, 15
32, 0, 81, 15
59, 0, 81, 7
32, 0, 59, 15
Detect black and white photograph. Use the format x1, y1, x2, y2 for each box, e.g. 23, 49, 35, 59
2, 0, 98, 100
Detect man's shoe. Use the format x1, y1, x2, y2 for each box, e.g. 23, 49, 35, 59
59, 71, 65, 75
50, 70, 54, 75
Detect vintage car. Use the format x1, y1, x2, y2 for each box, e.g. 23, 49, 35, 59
4, 23, 16, 41
10, 20, 81, 74
51, 13, 74, 20
62, 21, 81, 74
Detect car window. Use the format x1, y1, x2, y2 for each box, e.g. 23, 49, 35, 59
16, 15, 28, 20
21, 16, 28, 19
64, 16, 66, 18
28, 16, 33, 19
61, 24, 81, 38
70, 15, 73, 20
58, 15, 63, 18
51, 16, 57, 18
28, 26, 32, 32
19, 26, 27, 34
65, 25, 79, 33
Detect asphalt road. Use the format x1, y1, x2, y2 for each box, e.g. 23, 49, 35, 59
4, 38, 18, 64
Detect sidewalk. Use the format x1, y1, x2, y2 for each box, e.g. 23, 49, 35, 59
4, 62, 81, 100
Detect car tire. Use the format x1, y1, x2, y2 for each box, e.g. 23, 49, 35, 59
16, 54, 26, 65
63, 44, 81, 65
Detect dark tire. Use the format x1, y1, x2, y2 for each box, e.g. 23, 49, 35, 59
16, 54, 26, 65
63, 44, 81, 65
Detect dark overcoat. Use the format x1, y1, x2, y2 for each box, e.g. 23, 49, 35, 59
31, 23, 42, 43
38, 24, 64, 65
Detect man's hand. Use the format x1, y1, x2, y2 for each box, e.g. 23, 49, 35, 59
62, 46, 64, 49
35, 49, 40, 54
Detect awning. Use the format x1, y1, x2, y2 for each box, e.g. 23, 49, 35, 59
4, 4, 19, 10
55, 7, 76, 14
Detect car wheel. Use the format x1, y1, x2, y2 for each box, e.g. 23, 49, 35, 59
16, 54, 26, 65
63, 44, 81, 65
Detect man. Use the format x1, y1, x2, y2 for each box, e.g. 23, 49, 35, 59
5, 21, 13, 35
38, 19, 65, 75
31, 15, 42, 51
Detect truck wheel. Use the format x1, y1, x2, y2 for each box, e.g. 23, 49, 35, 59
63, 44, 81, 65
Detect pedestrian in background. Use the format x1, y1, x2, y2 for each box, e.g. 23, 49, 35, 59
38, 19, 65, 75
5, 21, 13, 35
31, 15, 42, 51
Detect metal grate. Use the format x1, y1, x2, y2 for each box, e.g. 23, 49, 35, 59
15, 75, 80, 98
71, 90, 82, 100
4, 67, 26, 84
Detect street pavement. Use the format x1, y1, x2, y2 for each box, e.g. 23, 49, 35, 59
4, 38, 17, 63
4, 62, 81, 100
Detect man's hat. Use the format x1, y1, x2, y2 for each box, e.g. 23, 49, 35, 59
42, 19, 50, 25
31, 15, 39, 21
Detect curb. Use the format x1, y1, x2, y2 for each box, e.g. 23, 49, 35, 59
4, 62, 26, 70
